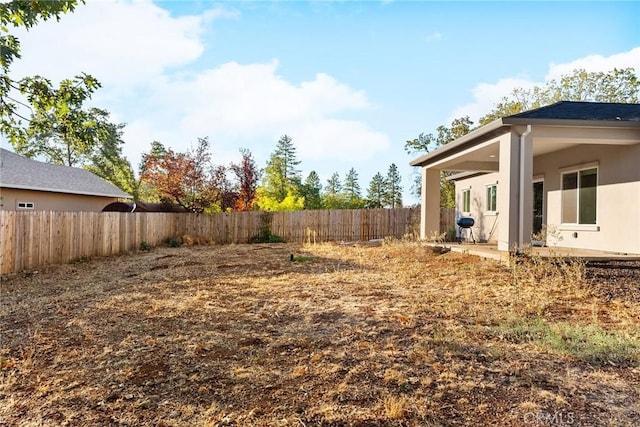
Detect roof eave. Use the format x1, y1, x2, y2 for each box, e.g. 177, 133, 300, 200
0, 183, 132, 199
409, 118, 507, 167
409, 115, 640, 168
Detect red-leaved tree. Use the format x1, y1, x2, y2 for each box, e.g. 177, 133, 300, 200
141, 138, 217, 212
230, 148, 262, 211
211, 164, 238, 212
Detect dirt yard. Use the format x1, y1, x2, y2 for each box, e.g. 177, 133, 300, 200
1, 242, 639, 426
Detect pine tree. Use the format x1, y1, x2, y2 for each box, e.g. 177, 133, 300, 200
260, 135, 302, 203
323, 172, 348, 209
366, 172, 386, 208
273, 134, 301, 182
301, 171, 323, 210
342, 168, 361, 199
383, 163, 403, 208
342, 167, 365, 208
325, 172, 342, 195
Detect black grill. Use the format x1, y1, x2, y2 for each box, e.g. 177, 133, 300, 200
456, 217, 475, 228
457, 217, 476, 244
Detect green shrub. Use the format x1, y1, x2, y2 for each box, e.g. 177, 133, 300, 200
139, 241, 152, 251
169, 237, 181, 248
250, 212, 285, 244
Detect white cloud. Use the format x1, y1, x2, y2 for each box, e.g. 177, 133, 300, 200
11, 0, 225, 87
546, 47, 640, 80
449, 47, 640, 123
133, 60, 385, 163
9, 0, 388, 169
291, 119, 388, 161
173, 61, 370, 134
449, 76, 535, 123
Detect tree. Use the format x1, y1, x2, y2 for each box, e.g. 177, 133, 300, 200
383, 163, 402, 208
84, 116, 137, 198
259, 134, 303, 204
405, 117, 472, 207
405, 132, 435, 199
136, 141, 168, 202
325, 172, 342, 196
7, 74, 111, 166
342, 168, 361, 199
342, 167, 365, 209
273, 134, 301, 180
366, 172, 386, 208
141, 137, 217, 212
323, 172, 348, 209
1, 1, 86, 138
1, 2, 135, 195
301, 171, 323, 210
5, 72, 136, 195
479, 68, 640, 125
230, 148, 261, 211
436, 116, 474, 146
211, 164, 237, 212
1, 2, 139, 200
404, 132, 436, 156
255, 187, 304, 211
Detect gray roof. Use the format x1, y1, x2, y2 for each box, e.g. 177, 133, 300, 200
0, 148, 131, 198
507, 101, 640, 122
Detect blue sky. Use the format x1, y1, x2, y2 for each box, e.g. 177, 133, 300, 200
5, 0, 639, 203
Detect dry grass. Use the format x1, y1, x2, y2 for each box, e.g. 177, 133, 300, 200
1, 241, 639, 426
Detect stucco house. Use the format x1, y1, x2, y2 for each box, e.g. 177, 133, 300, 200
410, 101, 640, 255
0, 148, 131, 211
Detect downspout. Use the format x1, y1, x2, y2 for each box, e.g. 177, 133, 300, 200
131, 202, 137, 213
518, 125, 532, 251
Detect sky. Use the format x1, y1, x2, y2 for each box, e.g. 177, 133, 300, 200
4, 0, 640, 204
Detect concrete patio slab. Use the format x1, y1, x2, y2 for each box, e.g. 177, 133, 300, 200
424, 242, 640, 262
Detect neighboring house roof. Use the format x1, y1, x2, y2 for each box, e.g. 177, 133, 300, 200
410, 101, 640, 167
0, 148, 131, 198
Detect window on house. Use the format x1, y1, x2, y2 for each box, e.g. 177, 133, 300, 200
462, 189, 470, 213
486, 184, 497, 212
562, 167, 597, 224
17, 202, 35, 210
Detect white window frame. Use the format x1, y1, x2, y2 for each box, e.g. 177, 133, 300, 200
485, 184, 497, 213
462, 188, 471, 214
17, 201, 35, 210
559, 163, 599, 231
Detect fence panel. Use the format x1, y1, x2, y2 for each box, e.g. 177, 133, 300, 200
440, 207, 456, 234
0, 207, 431, 274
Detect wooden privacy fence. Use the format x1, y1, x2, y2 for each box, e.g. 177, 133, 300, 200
1, 208, 423, 274
441, 207, 456, 233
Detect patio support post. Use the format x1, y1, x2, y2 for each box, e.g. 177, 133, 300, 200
518, 126, 534, 249
497, 132, 521, 251
421, 167, 441, 239
497, 129, 534, 252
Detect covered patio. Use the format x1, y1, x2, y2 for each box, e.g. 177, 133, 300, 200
411, 102, 640, 255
